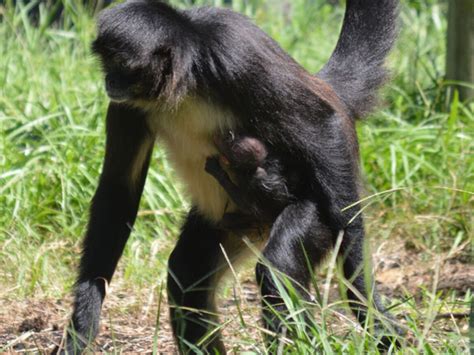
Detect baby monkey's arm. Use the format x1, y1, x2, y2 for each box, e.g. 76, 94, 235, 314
205, 156, 254, 212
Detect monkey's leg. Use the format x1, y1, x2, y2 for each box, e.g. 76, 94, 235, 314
219, 212, 259, 231
339, 216, 403, 348
205, 156, 253, 211
168, 208, 242, 354
57, 103, 154, 354
255, 201, 332, 347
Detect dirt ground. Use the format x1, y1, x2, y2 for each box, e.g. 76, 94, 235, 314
1, 239, 472, 353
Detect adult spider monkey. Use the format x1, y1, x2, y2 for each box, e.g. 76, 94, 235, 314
57, 0, 402, 353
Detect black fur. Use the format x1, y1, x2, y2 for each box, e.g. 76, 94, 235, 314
57, 1, 401, 353
318, 0, 399, 118
167, 208, 227, 353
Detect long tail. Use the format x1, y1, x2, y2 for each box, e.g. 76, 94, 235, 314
318, 0, 399, 119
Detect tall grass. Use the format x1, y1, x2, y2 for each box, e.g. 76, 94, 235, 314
0, 0, 472, 353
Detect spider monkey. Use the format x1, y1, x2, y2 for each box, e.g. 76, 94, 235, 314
205, 130, 298, 229
56, 0, 402, 353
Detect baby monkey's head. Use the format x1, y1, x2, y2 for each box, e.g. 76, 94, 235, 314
92, 1, 195, 104
215, 131, 268, 171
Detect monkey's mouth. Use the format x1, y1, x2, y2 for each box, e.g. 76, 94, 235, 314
105, 73, 137, 102
107, 92, 131, 103
105, 84, 135, 102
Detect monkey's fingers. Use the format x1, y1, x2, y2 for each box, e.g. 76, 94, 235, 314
219, 154, 230, 167
205, 156, 224, 175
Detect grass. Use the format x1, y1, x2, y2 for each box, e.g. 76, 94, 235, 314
0, 0, 472, 353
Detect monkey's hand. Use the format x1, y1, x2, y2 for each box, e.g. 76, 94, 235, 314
206, 156, 253, 212
205, 156, 227, 180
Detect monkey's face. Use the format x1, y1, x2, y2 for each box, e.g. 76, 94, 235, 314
91, 41, 172, 103
103, 67, 144, 102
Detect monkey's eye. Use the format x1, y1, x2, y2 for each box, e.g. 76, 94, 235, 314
110, 58, 129, 71
104, 60, 140, 80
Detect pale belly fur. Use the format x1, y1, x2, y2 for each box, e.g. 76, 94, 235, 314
147, 97, 238, 222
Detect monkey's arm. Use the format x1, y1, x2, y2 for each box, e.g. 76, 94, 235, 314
205, 156, 254, 212
59, 103, 154, 354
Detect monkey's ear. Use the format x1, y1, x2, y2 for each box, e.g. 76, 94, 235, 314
151, 47, 172, 70
153, 47, 172, 59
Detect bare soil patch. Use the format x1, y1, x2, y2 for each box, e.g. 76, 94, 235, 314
374, 238, 473, 298
1, 240, 471, 353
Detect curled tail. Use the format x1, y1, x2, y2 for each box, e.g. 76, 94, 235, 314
318, 0, 399, 119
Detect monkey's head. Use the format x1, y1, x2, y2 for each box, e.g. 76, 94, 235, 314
92, 1, 194, 104
215, 132, 268, 171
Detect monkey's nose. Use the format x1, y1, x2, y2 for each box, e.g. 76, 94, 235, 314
105, 73, 119, 91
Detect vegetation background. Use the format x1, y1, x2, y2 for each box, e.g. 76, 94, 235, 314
0, 0, 472, 353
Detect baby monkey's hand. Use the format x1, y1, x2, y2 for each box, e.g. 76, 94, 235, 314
205, 156, 226, 178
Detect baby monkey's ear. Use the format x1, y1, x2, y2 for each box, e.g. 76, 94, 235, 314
213, 130, 233, 153
213, 130, 235, 146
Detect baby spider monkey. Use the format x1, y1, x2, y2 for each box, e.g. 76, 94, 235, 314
205, 130, 298, 228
